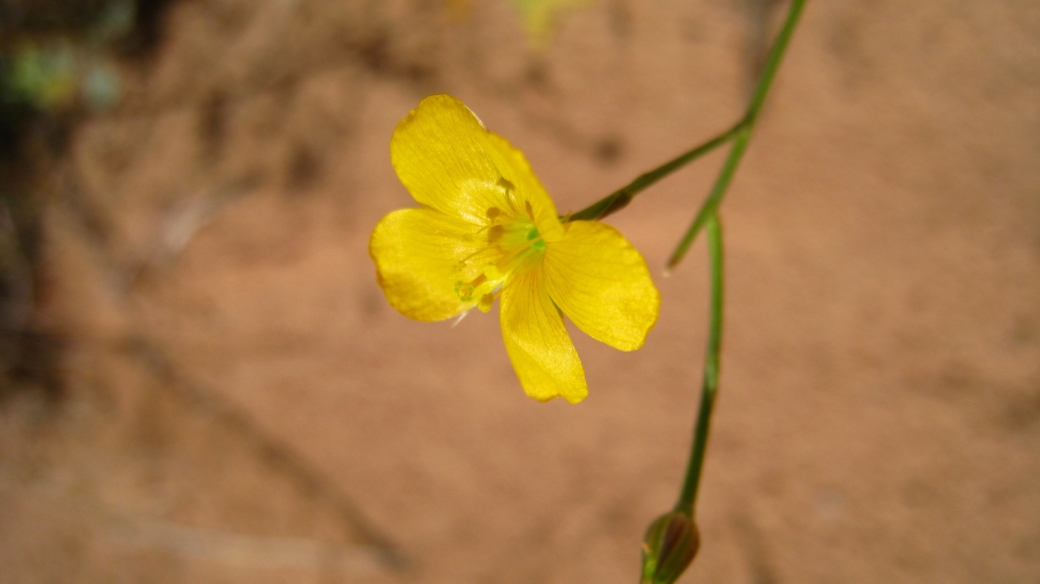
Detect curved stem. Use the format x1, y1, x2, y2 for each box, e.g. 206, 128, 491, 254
666, 128, 748, 271
672, 0, 805, 519
567, 0, 805, 229
566, 121, 744, 222
674, 213, 724, 514
667, 0, 806, 269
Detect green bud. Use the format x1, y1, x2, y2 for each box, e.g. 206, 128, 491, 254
640, 510, 700, 584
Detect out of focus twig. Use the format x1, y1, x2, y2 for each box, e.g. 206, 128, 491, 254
131, 175, 259, 281
57, 180, 409, 572
125, 336, 409, 571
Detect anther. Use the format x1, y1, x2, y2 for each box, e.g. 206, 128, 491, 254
497, 177, 515, 193
488, 225, 504, 243
478, 293, 495, 313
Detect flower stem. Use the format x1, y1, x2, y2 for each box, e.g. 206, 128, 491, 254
674, 213, 723, 514
567, 0, 806, 228
665, 128, 747, 272
566, 121, 743, 222
672, 0, 806, 518
667, 0, 805, 269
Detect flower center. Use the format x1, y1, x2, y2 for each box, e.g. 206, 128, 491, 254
453, 196, 547, 311
526, 225, 547, 251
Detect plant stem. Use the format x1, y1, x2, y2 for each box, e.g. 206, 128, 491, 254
674, 213, 724, 513
671, 0, 805, 518
567, 0, 805, 228
667, 0, 805, 269
566, 121, 743, 222
665, 128, 747, 272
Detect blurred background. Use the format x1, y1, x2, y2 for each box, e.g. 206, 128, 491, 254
1, 0, 1038, 582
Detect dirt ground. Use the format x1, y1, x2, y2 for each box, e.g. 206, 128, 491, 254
2, 0, 1039, 582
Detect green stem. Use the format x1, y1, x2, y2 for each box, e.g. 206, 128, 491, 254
674, 213, 724, 514
674, 0, 806, 516
566, 121, 743, 222
745, 0, 806, 128
665, 129, 748, 271
567, 0, 805, 228
667, 0, 805, 269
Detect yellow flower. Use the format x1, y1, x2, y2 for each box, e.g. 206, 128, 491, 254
370, 95, 659, 403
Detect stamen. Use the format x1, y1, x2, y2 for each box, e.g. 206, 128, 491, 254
497, 177, 515, 193
454, 280, 474, 301
478, 293, 495, 313
458, 246, 494, 265
487, 224, 504, 243
455, 270, 494, 301
498, 177, 518, 207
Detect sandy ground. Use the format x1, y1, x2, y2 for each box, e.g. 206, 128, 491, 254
2, 0, 1039, 582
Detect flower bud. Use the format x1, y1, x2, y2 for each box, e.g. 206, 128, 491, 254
640, 510, 700, 584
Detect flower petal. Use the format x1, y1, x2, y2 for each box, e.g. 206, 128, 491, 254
500, 268, 588, 404
390, 94, 562, 238
370, 208, 494, 321
482, 132, 564, 242
543, 221, 660, 351
391, 94, 511, 224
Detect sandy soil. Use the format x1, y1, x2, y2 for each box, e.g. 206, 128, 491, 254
2, 0, 1039, 583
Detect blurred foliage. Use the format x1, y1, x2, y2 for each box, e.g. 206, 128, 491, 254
4, 41, 81, 110
449, 0, 595, 44
506, 0, 594, 42
0, 0, 139, 114
0, 0, 173, 397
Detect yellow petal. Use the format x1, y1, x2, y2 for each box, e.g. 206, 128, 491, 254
542, 221, 660, 351
500, 268, 588, 403
391, 94, 561, 237
370, 208, 494, 321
